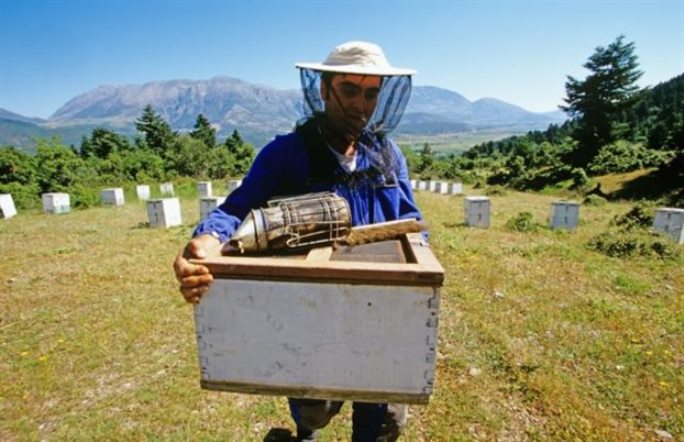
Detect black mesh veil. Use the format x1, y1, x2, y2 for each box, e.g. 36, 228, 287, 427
298, 68, 412, 135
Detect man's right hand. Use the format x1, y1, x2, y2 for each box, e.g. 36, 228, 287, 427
173, 234, 221, 304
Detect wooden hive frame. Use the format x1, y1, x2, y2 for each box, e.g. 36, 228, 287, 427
192, 233, 444, 404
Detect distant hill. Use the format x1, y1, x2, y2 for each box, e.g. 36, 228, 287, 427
0, 116, 110, 153
1, 76, 567, 151
0, 108, 47, 125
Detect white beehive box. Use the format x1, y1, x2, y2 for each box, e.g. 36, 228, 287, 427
416, 181, 426, 191
428, 181, 438, 192
199, 196, 224, 221
0, 194, 17, 219
550, 201, 580, 231
160, 182, 175, 196
465, 196, 490, 228
448, 182, 463, 195
100, 187, 125, 206
193, 235, 444, 404
410, 179, 417, 190
434, 181, 448, 195
653, 208, 684, 244
42, 193, 70, 214
227, 179, 242, 194
197, 181, 213, 198
136, 184, 150, 200
146, 198, 182, 228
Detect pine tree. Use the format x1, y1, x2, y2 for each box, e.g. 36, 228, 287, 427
417, 142, 434, 174
80, 127, 132, 159
561, 35, 643, 167
134, 105, 176, 155
190, 114, 216, 149
224, 130, 255, 175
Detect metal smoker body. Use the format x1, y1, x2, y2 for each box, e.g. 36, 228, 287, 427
229, 192, 352, 253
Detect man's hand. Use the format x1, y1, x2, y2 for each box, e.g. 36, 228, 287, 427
173, 234, 221, 304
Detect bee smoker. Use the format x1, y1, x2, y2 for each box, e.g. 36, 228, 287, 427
227, 192, 352, 253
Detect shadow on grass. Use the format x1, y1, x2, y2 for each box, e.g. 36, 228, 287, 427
263, 427, 294, 442
609, 164, 684, 205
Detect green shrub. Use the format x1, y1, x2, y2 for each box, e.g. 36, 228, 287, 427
69, 185, 100, 209
571, 167, 591, 189
485, 185, 508, 196
588, 140, 675, 175
505, 211, 540, 232
587, 230, 680, 260
583, 194, 608, 206
610, 205, 653, 231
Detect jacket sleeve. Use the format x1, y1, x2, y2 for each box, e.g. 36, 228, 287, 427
193, 135, 305, 242
392, 140, 422, 221
391, 140, 429, 241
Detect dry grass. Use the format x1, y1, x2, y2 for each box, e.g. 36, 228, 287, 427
1, 186, 682, 441
593, 169, 657, 194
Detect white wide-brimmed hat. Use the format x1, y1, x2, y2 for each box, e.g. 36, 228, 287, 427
296, 41, 416, 76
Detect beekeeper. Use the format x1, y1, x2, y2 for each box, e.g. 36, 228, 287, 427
173, 41, 422, 441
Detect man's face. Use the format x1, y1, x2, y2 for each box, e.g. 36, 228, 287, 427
321, 74, 382, 139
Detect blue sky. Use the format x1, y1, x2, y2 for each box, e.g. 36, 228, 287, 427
0, 0, 682, 118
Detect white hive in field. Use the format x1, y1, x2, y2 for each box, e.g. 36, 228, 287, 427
136, 184, 150, 200
653, 207, 684, 244
0, 194, 17, 219
199, 196, 225, 222
550, 201, 580, 231
448, 182, 463, 195
42, 193, 70, 214
434, 181, 448, 194
160, 182, 175, 196
146, 198, 182, 228
465, 196, 490, 228
101, 188, 125, 206
197, 181, 213, 198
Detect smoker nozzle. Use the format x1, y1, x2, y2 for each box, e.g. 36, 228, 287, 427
228, 208, 268, 253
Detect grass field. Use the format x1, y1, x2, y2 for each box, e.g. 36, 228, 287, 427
1, 185, 682, 441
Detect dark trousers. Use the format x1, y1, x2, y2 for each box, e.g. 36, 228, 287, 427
288, 398, 407, 441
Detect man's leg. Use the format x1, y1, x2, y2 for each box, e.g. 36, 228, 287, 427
351, 402, 408, 442
288, 398, 343, 441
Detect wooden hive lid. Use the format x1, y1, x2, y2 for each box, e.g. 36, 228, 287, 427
194, 233, 444, 286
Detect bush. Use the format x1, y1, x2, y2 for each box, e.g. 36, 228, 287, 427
69, 185, 100, 209
571, 167, 591, 189
588, 140, 675, 175
610, 205, 653, 231
583, 194, 608, 206
485, 185, 508, 196
505, 212, 540, 232
587, 230, 680, 260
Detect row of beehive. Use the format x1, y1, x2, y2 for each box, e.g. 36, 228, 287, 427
0, 179, 243, 217
2, 184, 684, 244
464, 197, 581, 230
461, 197, 684, 244
410, 180, 462, 195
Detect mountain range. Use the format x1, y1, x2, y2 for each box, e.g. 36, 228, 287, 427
0, 76, 566, 152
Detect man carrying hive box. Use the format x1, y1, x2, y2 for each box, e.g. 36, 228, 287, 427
173, 41, 442, 441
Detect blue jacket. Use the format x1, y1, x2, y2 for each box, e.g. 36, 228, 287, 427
193, 129, 422, 243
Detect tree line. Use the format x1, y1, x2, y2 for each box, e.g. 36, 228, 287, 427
412, 36, 684, 205
3, 35, 682, 210
0, 105, 255, 209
